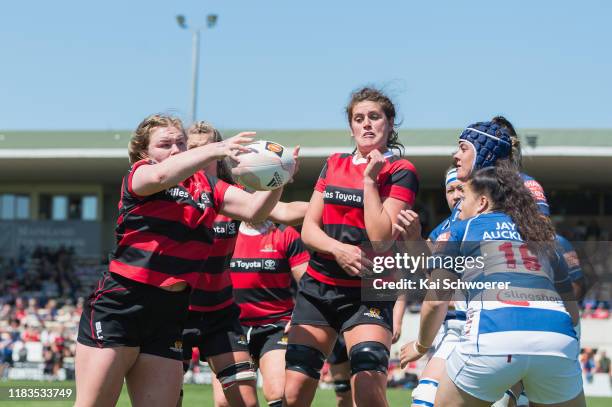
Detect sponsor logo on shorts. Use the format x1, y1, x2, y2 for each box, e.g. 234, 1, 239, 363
95, 321, 103, 339
363, 307, 383, 320
170, 340, 183, 354
265, 142, 284, 157
237, 334, 248, 346
277, 335, 288, 346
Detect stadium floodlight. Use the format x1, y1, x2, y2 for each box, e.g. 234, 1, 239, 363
176, 13, 219, 123
176, 14, 188, 29
207, 14, 218, 28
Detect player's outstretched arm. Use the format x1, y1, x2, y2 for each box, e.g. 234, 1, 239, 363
132, 133, 254, 196
268, 201, 309, 226
220, 186, 284, 223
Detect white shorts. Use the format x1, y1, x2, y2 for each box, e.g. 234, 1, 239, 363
447, 350, 583, 404
431, 319, 464, 360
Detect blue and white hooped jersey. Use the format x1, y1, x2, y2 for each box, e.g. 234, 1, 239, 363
555, 234, 584, 283
433, 212, 578, 359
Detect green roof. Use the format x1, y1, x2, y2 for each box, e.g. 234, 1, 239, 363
0, 129, 611, 149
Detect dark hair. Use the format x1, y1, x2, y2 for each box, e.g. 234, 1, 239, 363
469, 165, 555, 243
492, 115, 522, 170
187, 121, 234, 184
346, 87, 404, 155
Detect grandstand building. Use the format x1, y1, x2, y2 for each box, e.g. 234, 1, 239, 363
0, 129, 611, 258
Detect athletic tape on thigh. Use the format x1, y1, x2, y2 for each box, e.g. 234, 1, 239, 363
349, 341, 389, 376
285, 344, 325, 380
412, 378, 439, 407
216, 361, 257, 389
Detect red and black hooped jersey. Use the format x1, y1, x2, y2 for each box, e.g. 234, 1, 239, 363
110, 161, 229, 288
189, 213, 240, 313
308, 153, 419, 287
230, 222, 309, 326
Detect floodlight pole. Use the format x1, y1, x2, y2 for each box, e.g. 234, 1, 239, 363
176, 14, 217, 124
190, 30, 200, 124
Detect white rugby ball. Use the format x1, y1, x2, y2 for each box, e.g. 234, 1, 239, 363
230, 140, 296, 191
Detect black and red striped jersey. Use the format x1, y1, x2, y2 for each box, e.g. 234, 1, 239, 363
230, 222, 309, 326
110, 160, 229, 288
307, 152, 419, 287
189, 213, 240, 313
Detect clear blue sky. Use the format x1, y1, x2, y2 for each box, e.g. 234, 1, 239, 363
2, 0, 611, 130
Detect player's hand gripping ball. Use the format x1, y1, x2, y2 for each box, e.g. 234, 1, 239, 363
230, 140, 297, 191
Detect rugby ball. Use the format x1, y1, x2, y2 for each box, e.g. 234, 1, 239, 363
230, 140, 296, 191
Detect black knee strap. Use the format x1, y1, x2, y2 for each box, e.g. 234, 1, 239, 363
333, 379, 351, 394
267, 400, 283, 407
349, 341, 389, 376
285, 344, 325, 380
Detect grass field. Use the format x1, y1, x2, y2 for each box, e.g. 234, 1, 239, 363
0, 381, 610, 406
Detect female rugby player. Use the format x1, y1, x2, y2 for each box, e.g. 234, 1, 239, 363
75, 114, 294, 407
283, 87, 419, 407
181, 121, 307, 407
399, 166, 585, 407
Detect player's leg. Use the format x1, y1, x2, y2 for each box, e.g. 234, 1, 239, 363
74, 343, 139, 407
283, 324, 336, 407
343, 323, 392, 407
125, 353, 184, 407
257, 323, 290, 406
411, 357, 445, 407
75, 272, 143, 407
329, 361, 352, 407
208, 351, 258, 407
259, 349, 286, 407
327, 337, 352, 407
211, 374, 231, 407
411, 318, 463, 407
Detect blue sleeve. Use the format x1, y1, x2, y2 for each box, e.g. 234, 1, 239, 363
550, 250, 573, 296
556, 235, 584, 282
427, 217, 449, 242
429, 221, 466, 275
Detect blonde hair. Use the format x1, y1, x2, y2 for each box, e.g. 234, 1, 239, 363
128, 114, 185, 164
187, 121, 223, 149
186, 121, 235, 184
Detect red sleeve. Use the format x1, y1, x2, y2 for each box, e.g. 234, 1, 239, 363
380, 159, 419, 206
282, 226, 310, 268
212, 179, 231, 212
126, 159, 153, 199
314, 156, 332, 193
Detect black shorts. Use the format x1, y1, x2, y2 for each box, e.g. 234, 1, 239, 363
243, 320, 289, 362
291, 272, 393, 333
327, 335, 348, 365
182, 304, 249, 365
77, 271, 189, 361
